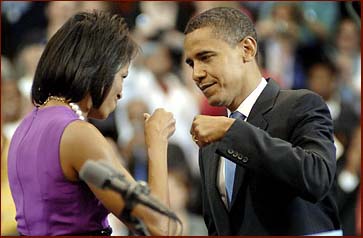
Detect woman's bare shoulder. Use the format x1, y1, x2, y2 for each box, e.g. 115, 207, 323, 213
60, 120, 115, 179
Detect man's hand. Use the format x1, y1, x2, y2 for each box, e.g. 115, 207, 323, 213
190, 115, 235, 147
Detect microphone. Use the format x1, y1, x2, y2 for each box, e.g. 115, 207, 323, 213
79, 160, 178, 220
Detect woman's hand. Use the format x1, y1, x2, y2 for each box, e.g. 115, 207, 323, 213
144, 108, 175, 147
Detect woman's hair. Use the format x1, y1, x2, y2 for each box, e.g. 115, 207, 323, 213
32, 11, 138, 108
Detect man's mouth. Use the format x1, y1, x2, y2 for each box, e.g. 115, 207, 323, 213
199, 82, 215, 92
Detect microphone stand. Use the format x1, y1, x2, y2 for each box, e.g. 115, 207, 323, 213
80, 160, 183, 235
100, 164, 182, 235
119, 181, 151, 236
107, 170, 149, 236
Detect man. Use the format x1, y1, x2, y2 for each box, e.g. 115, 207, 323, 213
184, 7, 341, 235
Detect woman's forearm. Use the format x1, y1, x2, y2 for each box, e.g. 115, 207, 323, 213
147, 138, 169, 205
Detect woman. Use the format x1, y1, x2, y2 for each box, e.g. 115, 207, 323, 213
7, 11, 176, 236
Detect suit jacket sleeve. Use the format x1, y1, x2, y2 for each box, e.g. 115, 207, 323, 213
216, 93, 336, 203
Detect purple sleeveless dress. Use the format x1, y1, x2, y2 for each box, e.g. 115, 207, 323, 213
8, 106, 109, 235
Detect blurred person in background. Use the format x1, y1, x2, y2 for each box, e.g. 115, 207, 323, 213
257, 1, 340, 44
15, 42, 45, 99
122, 99, 150, 181
167, 143, 208, 235
45, 1, 79, 39
338, 125, 361, 235
7, 11, 177, 236
192, 1, 240, 15
14, 40, 45, 117
1, 56, 25, 140
77, 1, 115, 13
356, 185, 361, 235
256, 2, 305, 89
298, 1, 340, 43
306, 57, 360, 235
142, 41, 200, 175
1, 56, 19, 235
133, 1, 178, 40
1, 1, 47, 60
1, 120, 18, 236
332, 17, 361, 113
306, 57, 359, 157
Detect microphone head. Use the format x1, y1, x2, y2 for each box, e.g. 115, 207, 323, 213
79, 160, 113, 188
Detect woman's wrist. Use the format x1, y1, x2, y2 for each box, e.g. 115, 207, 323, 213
145, 135, 168, 148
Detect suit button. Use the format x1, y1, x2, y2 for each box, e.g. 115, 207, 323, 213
237, 154, 243, 160
227, 149, 234, 155
232, 152, 238, 158
242, 156, 248, 163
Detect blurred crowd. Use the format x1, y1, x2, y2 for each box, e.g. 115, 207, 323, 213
1, 1, 361, 236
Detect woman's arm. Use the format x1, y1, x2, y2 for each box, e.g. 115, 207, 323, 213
141, 109, 176, 234
60, 108, 175, 235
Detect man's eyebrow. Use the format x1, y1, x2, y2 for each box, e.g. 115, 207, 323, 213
185, 50, 215, 65
196, 50, 214, 58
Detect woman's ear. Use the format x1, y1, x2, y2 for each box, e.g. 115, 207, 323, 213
239, 36, 257, 62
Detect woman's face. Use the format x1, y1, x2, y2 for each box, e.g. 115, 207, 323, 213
88, 63, 129, 119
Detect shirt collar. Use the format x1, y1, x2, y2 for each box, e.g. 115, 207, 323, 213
227, 78, 267, 118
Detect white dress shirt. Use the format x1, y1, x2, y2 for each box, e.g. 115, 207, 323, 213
218, 78, 267, 207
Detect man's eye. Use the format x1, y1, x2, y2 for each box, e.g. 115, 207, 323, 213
201, 55, 212, 61
185, 59, 193, 68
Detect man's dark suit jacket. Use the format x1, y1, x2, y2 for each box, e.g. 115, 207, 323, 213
199, 78, 341, 235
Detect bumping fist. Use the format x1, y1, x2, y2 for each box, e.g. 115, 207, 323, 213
144, 108, 176, 147
190, 115, 235, 147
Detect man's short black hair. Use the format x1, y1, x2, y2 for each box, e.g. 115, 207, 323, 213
32, 11, 138, 108
184, 7, 257, 46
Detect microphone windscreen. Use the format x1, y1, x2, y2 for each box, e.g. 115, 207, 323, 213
79, 160, 112, 188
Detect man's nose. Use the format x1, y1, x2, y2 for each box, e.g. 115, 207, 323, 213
192, 64, 206, 83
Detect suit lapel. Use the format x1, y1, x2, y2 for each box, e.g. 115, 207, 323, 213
230, 78, 280, 208
202, 142, 231, 234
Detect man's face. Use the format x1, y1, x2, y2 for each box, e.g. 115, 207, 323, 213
308, 64, 335, 101
184, 27, 245, 108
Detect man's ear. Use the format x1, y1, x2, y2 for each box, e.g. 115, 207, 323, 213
239, 36, 257, 62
